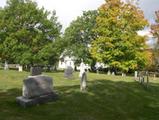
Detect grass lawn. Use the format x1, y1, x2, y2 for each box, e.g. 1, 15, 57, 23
0, 70, 159, 120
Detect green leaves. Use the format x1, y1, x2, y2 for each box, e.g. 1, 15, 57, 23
0, 0, 62, 66
90, 0, 148, 72
63, 10, 98, 63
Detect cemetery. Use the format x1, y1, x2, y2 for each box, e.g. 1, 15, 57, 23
0, 0, 159, 120
1, 70, 159, 120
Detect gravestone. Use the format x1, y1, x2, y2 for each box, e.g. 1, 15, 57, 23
122, 73, 126, 77
134, 71, 138, 80
138, 71, 149, 88
30, 66, 42, 76
80, 72, 87, 91
16, 67, 57, 107
22, 76, 53, 98
112, 72, 115, 75
107, 70, 111, 75
18, 65, 23, 72
4, 61, 9, 70
95, 62, 100, 74
79, 62, 87, 91
64, 66, 73, 79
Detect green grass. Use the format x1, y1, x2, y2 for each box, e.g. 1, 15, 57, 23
0, 70, 159, 120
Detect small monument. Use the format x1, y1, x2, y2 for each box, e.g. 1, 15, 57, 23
16, 66, 57, 107
134, 71, 138, 80
64, 65, 73, 79
107, 70, 111, 75
4, 61, 9, 70
30, 66, 42, 76
95, 62, 100, 74
18, 65, 23, 72
79, 62, 87, 91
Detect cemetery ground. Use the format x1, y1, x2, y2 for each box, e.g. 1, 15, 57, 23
0, 70, 159, 120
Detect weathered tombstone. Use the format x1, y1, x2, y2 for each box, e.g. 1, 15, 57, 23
122, 73, 126, 77
30, 66, 42, 76
107, 70, 111, 75
95, 62, 100, 74
138, 71, 145, 83
134, 71, 138, 80
79, 62, 87, 91
138, 71, 149, 88
16, 66, 57, 107
112, 72, 115, 76
18, 65, 23, 72
64, 65, 73, 79
153, 73, 156, 80
80, 72, 87, 91
4, 61, 9, 70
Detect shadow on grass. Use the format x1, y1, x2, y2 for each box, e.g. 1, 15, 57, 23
1, 80, 159, 120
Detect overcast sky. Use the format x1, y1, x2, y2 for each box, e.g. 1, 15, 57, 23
0, 0, 159, 30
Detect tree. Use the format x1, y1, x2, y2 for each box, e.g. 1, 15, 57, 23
90, 0, 148, 73
151, 10, 159, 70
63, 10, 98, 65
151, 11, 159, 41
0, 0, 62, 67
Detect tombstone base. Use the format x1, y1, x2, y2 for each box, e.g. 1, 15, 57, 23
16, 93, 58, 107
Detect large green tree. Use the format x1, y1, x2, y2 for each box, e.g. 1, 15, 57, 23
63, 10, 98, 64
90, 0, 148, 73
0, 0, 62, 66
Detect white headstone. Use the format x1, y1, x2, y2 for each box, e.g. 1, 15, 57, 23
122, 73, 126, 77
79, 62, 87, 91
95, 62, 100, 74
134, 71, 138, 79
4, 61, 9, 70
80, 72, 87, 91
18, 65, 23, 72
107, 70, 111, 75
112, 72, 115, 75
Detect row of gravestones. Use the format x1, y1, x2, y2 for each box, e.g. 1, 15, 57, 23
16, 64, 152, 107
3, 61, 23, 71
134, 71, 149, 88
16, 62, 87, 107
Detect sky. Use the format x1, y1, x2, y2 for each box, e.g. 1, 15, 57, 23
0, 0, 159, 31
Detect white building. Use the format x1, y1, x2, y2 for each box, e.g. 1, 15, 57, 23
58, 56, 75, 70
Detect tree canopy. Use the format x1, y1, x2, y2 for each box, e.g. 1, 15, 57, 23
63, 10, 98, 64
151, 11, 159, 41
0, 0, 62, 66
90, 0, 148, 72
151, 10, 159, 69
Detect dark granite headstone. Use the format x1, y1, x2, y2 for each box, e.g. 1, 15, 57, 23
30, 66, 42, 76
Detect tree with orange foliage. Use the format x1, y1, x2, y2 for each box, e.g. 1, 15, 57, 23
90, 0, 148, 74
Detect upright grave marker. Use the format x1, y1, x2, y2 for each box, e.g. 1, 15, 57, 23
79, 62, 87, 91
64, 65, 73, 79
16, 66, 57, 107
